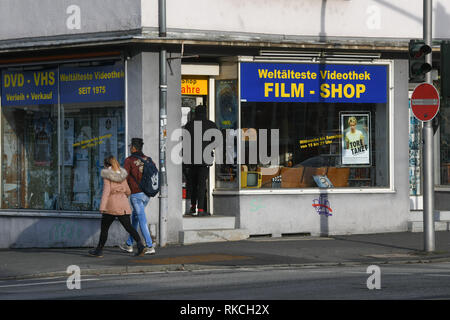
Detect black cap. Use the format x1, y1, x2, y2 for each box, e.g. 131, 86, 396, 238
130, 138, 144, 149
195, 105, 206, 115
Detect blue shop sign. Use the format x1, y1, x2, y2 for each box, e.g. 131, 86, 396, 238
60, 65, 124, 103
1, 69, 58, 106
240, 62, 387, 103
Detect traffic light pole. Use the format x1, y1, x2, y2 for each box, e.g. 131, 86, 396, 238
423, 0, 435, 252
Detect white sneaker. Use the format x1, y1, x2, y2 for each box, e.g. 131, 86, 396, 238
145, 246, 156, 255
119, 243, 133, 253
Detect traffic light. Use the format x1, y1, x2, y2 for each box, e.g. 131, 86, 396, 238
409, 39, 432, 82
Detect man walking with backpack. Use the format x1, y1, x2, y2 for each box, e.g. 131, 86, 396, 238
119, 138, 157, 255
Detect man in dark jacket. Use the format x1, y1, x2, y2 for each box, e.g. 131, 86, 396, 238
182, 105, 218, 216
119, 138, 156, 254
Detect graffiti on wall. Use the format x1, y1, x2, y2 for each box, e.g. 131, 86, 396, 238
49, 222, 83, 242
249, 199, 266, 213
312, 194, 333, 217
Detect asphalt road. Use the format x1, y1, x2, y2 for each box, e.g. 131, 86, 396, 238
1, 262, 450, 301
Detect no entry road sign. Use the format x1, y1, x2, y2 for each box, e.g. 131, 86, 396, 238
411, 83, 440, 121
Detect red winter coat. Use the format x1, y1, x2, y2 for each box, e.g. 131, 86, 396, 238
124, 152, 148, 194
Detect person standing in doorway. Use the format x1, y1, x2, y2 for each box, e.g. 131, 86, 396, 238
183, 105, 218, 216
119, 138, 156, 255
89, 156, 147, 257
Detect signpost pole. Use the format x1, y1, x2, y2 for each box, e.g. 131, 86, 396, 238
158, 0, 168, 247
423, 0, 435, 252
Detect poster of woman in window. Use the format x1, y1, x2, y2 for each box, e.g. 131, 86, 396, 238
341, 113, 370, 165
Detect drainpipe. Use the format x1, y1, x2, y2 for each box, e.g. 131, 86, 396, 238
158, 0, 168, 247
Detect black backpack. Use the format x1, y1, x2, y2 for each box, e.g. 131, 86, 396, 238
129, 155, 160, 197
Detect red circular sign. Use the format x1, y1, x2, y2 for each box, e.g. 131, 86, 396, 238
411, 83, 440, 121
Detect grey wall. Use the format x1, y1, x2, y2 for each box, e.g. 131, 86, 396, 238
0, 214, 126, 248
4, 0, 450, 47
436, 192, 450, 211
127, 51, 182, 245
127, 54, 144, 140
143, 0, 450, 40
214, 59, 410, 236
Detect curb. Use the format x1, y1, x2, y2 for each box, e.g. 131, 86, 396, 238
2, 254, 450, 281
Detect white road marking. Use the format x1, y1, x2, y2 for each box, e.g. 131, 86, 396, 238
0, 278, 99, 289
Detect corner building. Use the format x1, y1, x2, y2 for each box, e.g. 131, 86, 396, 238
0, 0, 449, 248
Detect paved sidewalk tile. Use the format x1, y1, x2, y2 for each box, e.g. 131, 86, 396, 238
0, 232, 449, 280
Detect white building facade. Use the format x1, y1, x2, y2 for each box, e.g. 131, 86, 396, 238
0, 0, 449, 247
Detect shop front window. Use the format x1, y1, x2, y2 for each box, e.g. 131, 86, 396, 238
2, 103, 58, 208
1, 61, 125, 211
61, 102, 124, 211
239, 61, 390, 189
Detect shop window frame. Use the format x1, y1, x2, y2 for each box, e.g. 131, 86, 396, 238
0, 56, 125, 216
214, 57, 395, 195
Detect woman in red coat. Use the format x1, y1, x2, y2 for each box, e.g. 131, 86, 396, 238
88, 156, 147, 257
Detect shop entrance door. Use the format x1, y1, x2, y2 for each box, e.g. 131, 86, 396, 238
181, 95, 213, 215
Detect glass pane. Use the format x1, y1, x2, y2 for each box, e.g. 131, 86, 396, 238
409, 101, 422, 194
2, 104, 58, 209
61, 102, 125, 211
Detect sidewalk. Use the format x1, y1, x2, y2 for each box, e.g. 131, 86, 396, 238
1, 231, 450, 280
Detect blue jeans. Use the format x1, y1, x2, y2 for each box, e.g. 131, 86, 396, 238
126, 192, 153, 247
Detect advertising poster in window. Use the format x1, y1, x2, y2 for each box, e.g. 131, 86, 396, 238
409, 101, 422, 195
73, 126, 91, 203
63, 118, 74, 166
99, 117, 117, 161
240, 63, 387, 104
73, 160, 90, 203
59, 65, 124, 104
215, 80, 238, 187
1, 69, 58, 106
216, 79, 237, 130
341, 113, 370, 165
